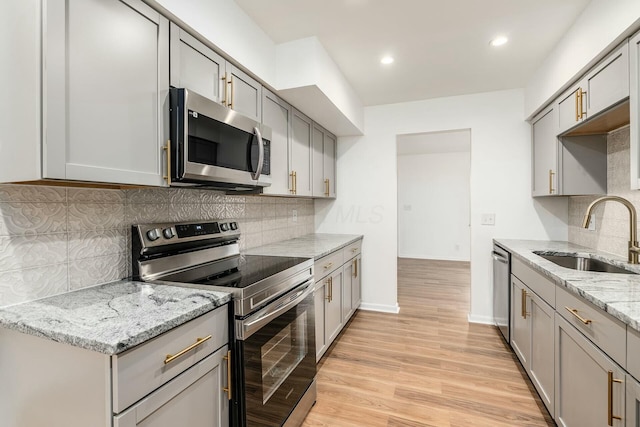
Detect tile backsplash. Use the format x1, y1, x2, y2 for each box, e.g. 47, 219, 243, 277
0, 185, 314, 307
568, 126, 638, 257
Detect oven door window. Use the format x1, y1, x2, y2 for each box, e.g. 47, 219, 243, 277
187, 110, 270, 174
240, 290, 315, 426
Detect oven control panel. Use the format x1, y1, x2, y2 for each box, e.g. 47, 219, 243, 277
134, 220, 240, 248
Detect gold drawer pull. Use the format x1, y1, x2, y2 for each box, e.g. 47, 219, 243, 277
607, 370, 623, 426
324, 262, 334, 270
521, 288, 528, 319
351, 248, 358, 253
164, 335, 212, 365
565, 307, 592, 325
223, 350, 232, 400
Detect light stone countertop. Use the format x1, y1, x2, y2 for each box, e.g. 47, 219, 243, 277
0, 280, 231, 355
494, 239, 640, 332
245, 233, 363, 259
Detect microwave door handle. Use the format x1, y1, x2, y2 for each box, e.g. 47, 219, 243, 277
252, 126, 264, 181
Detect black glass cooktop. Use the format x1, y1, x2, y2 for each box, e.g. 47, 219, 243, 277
166, 254, 310, 289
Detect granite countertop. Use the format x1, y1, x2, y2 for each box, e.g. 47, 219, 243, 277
495, 239, 640, 332
0, 281, 231, 355
245, 233, 363, 259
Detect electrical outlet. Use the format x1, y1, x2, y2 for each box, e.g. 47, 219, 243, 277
481, 213, 496, 226
588, 214, 596, 231
292, 209, 298, 223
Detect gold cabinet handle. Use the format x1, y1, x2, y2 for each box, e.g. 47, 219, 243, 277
164, 335, 212, 365
353, 259, 358, 278
580, 89, 587, 119
351, 248, 358, 253
575, 88, 581, 121
521, 288, 528, 319
549, 169, 555, 194
223, 350, 232, 400
324, 262, 334, 270
228, 74, 234, 109
565, 306, 592, 325
329, 276, 333, 302
289, 171, 296, 194
324, 178, 330, 197
221, 74, 228, 106
607, 371, 623, 426
163, 140, 171, 186
294, 171, 297, 194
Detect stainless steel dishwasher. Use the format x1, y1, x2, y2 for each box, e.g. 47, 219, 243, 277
492, 244, 511, 343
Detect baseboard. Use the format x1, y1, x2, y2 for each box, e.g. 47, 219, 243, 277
467, 313, 495, 325
397, 254, 470, 262
358, 302, 400, 314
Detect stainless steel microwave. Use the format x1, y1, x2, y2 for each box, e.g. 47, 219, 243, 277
169, 88, 271, 191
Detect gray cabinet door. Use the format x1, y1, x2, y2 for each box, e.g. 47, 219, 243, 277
325, 269, 344, 345
226, 64, 262, 122
631, 31, 640, 190
314, 283, 327, 362
44, 0, 169, 186
529, 291, 555, 418
555, 314, 624, 427
585, 42, 629, 119
627, 374, 640, 427
113, 346, 229, 427
290, 109, 313, 197
342, 261, 354, 322
324, 132, 337, 198
352, 255, 362, 310
532, 105, 558, 197
262, 90, 292, 195
557, 82, 586, 134
312, 124, 337, 198
510, 276, 530, 367
170, 23, 225, 105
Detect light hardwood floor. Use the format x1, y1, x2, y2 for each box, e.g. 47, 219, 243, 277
302, 258, 556, 427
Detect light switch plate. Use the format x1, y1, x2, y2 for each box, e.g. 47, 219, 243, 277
292, 209, 298, 222
481, 213, 496, 226
588, 214, 596, 231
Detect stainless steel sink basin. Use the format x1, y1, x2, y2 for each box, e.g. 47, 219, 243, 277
534, 252, 637, 274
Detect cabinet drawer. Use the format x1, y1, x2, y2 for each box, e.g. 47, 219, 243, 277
628, 328, 640, 381
556, 286, 625, 367
343, 240, 362, 260
512, 257, 555, 307
112, 305, 228, 413
314, 250, 344, 281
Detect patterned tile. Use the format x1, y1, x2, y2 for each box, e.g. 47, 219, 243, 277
201, 204, 225, 220
126, 188, 169, 204
167, 188, 204, 204
0, 264, 68, 307
0, 235, 68, 272
67, 188, 125, 204
68, 230, 127, 260
199, 190, 226, 204
69, 253, 127, 290
0, 203, 67, 236
68, 203, 125, 231
0, 184, 66, 203
126, 203, 170, 224
169, 204, 201, 222
225, 203, 246, 220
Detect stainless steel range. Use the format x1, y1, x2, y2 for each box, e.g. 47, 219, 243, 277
131, 220, 317, 427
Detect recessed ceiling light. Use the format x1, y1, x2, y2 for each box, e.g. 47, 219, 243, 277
490, 36, 509, 47
381, 56, 394, 65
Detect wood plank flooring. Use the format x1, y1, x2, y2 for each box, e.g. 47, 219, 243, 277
302, 258, 555, 427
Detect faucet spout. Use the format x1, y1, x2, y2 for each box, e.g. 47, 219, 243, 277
582, 196, 640, 264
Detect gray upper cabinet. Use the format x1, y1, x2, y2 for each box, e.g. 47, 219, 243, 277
44, 0, 169, 186
532, 105, 558, 196
584, 43, 629, 118
170, 23, 225, 105
312, 124, 337, 198
226, 64, 262, 123
290, 109, 314, 197
631, 30, 640, 190
557, 82, 586, 135
262, 90, 292, 195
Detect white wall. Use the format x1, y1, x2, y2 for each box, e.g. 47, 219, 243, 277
525, 0, 640, 118
315, 88, 569, 321
397, 151, 471, 261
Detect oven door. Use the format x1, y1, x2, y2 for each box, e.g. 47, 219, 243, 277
236, 280, 316, 427
171, 88, 271, 188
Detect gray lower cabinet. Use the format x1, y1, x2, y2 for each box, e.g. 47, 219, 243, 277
314, 283, 327, 361
352, 254, 362, 309
312, 123, 337, 198
325, 268, 344, 345
555, 313, 625, 427
510, 275, 554, 417
113, 346, 229, 427
627, 374, 640, 427
44, 0, 169, 186
262, 90, 293, 195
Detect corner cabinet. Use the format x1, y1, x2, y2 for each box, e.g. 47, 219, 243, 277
314, 239, 363, 362
44, 0, 170, 186
312, 124, 337, 198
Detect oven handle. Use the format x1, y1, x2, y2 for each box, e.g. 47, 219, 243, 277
251, 126, 264, 181
239, 281, 314, 340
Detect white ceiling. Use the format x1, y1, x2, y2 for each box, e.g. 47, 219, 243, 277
397, 129, 471, 155
234, 0, 591, 107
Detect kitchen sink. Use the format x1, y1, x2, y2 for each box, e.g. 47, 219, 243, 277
533, 252, 637, 274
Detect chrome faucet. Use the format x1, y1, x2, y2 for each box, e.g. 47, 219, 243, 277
582, 196, 640, 264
